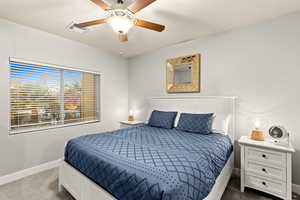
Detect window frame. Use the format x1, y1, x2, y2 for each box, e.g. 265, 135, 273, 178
9, 57, 101, 135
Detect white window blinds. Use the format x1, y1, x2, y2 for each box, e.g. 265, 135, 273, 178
10, 59, 100, 133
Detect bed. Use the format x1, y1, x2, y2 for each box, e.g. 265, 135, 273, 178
59, 96, 236, 200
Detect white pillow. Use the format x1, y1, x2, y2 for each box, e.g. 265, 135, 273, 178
212, 115, 231, 135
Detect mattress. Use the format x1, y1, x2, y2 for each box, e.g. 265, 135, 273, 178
65, 125, 233, 200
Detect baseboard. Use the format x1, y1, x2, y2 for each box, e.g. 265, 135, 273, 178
293, 183, 300, 195
0, 159, 62, 186
233, 168, 300, 194
232, 168, 240, 177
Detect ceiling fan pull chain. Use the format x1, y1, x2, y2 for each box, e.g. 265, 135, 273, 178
119, 38, 124, 55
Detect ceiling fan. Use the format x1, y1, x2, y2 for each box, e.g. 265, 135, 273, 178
71, 0, 165, 42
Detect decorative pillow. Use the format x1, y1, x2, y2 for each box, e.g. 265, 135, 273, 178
148, 110, 178, 129
177, 113, 215, 134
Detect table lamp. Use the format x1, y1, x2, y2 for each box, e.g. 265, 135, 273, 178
128, 110, 134, 121
251, 119, 265, 141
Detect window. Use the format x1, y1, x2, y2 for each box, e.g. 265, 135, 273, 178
10, 58, 100, 134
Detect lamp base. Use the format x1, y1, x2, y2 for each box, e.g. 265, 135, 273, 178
128, 115, 134, 121
251, 128, 265, 141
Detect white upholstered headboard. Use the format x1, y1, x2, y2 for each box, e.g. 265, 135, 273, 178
143, 96, 237, 142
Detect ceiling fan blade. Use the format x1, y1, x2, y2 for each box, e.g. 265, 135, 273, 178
135, 19, 165, 32
89, 0, 111, 10
75, 19, 107, 28
119, 32, 128, 42
128, 0, 156, 13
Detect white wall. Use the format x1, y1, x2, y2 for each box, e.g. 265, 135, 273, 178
0, 19, 128, 176
128, 12, 300, 184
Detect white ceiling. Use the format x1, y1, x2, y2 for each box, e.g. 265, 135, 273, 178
0, 0, 300, 57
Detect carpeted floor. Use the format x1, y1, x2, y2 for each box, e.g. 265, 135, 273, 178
0, 168, 298, 200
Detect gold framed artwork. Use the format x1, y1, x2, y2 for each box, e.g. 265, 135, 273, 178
166, 54, 201, 93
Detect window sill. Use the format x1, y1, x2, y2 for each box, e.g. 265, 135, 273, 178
9, 120, 100, 135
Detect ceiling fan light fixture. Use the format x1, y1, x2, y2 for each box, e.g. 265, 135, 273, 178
108, 16, 134, 33
107, 9, 135, 33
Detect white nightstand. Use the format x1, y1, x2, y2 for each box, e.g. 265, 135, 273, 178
239, 136, 295, 200
119, 120, 144, 129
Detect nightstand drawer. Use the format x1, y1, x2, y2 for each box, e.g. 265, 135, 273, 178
245, 146, 286, 167
246, 161, 286, 181
245, 174, 286, 198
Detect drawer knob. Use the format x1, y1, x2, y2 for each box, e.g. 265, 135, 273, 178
262, 181, 267, 186
262, 154, 267, 158
262, 168, 267, 172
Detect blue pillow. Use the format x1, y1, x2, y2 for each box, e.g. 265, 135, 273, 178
177, 113, 214, 134
148, 110, 178, 129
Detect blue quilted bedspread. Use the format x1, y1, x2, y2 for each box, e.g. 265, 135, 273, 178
65, 125, 233, 200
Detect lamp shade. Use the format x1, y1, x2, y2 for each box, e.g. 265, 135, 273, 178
107, 9, 135, 33
108, 16, 134, 33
